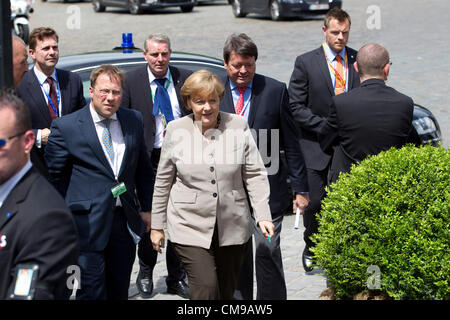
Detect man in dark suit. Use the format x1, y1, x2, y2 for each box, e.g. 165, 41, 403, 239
45, 65, 154, 300
0, 89, 79, 300
288, 8, 359, 271
17, 27, 86, 178
121, 33, 190, 299
320, 43, 419, 183
220, 33, 309, 300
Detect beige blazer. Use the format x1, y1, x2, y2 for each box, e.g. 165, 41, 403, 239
151, 112, 272, 249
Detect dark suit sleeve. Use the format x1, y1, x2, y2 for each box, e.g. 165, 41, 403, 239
318, 99, 339, 154
8, 209, 79, 299
134, 112, 155, 212
44, 119, 71, 197
288, 56, 327, 134
121, 77, 131, 108
279, 85, 309, 193
74, 73, 86, 110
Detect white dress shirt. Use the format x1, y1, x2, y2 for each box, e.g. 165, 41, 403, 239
147, 67, 182, 148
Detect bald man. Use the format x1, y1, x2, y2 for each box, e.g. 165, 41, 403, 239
319, 43, 419, 183
12, 35, 29, 88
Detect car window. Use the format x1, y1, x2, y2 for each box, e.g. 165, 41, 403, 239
76, 61, 226, 103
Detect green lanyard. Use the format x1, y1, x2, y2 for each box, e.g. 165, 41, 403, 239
151, 72, 172, 102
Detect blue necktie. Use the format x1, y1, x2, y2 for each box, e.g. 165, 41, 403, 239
153, 78, 174, 124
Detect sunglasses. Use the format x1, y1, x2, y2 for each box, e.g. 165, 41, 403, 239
0, 131, 26, 148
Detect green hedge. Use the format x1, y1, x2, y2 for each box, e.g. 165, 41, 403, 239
312, 145, 449, 300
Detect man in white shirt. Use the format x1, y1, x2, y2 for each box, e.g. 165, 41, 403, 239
288, 8, 360, 272
121, 33, 191, 299
45, 65, 154, 300
17, 27, 85, 178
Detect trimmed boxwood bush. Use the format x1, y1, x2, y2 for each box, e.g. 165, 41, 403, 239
312, 145, 449, 300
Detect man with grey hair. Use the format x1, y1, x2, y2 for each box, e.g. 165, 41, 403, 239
121, 33, 191, 299
319, 43, 420, 183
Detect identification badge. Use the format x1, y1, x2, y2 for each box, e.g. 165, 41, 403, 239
10, 264, 39, 300
111, 182, 127, 198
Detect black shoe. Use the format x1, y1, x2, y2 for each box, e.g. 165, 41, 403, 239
302, 247, 315, 272
167, 280, 190, 299
136, 270, 153, 298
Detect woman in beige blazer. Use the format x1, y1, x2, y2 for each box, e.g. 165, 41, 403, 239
151, 70, 273, 300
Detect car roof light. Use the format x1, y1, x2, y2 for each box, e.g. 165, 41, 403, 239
112, 33, 141, 53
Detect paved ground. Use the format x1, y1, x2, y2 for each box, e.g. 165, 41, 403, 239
29, 0, 449, 146
128, 213, 328, 300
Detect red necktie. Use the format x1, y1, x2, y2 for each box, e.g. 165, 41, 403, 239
46, 77, 58, 120
235, 86, 247, 116
335, 55, 345, 95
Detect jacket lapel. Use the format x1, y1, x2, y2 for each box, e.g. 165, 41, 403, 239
221, 78, 237, 114
77, 106, 115, 178
315, 47, 334, 96
57, 69, 70, 116
0, 168, 37, 230
28, 68, 53, 125
346, 48, 358, 89
247, 74, 263, 128
116, 109, 133, 178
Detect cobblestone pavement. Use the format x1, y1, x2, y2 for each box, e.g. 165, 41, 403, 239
29, 0, 448, 146
128, 213, 328, 300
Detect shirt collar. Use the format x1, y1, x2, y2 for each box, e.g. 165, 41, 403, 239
33, 66, 57, 85
0, 160, 32, 208
323, 42, 346, 62
229, 79, 253, 91
148, 66, 170, 85
89, 103, 118, 124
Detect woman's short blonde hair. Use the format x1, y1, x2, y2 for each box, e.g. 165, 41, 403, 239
180, 70, 225, 110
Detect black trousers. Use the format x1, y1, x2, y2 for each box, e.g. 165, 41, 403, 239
76, 207, 136, 300
172, 225, 245, 300
233, 210, 286, 300
303, 167, 329, 249
137, 147, 185, 284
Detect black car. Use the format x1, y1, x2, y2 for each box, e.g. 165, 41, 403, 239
229, 0, 342, 21
55, 47, 442, 147
92, 0, 197, 14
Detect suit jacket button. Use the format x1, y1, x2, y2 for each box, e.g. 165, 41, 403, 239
210, 167, 214, 172
211, 179, 216, 184
213, 192, 217, 198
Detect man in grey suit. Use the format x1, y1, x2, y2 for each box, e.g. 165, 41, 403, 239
121, 33, 190, 299
288, 8, 360, 271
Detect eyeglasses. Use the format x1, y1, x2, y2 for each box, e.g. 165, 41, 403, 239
0, 131, 26, 148
95, 88, 121, 97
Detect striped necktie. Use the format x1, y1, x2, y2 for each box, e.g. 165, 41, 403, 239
101, 118, 114, 162
335, 55, 345, 95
